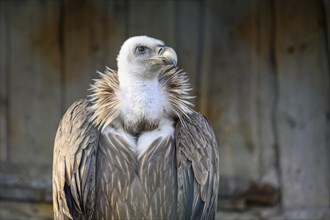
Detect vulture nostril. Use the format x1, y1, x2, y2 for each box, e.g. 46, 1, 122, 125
158, 47, 163, 55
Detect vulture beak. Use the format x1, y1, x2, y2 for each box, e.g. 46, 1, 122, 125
150, 46, 177, 67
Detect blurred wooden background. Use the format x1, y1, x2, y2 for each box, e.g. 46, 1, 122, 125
0, 0, 329, 219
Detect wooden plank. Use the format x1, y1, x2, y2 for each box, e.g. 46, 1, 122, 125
275, 0, 330, 208
0, 1, 9, 161
202, 0, 276, 180
199, 0, 212, 116
323, 0, 330, 46
100, 1, 128, 70
253, 0, 279, 186
322, 0, 330, 77
62, 1, 128, 109
128, 0, 175, 45
0, 201, 53, 220
62, 0, 95, 109
216, 207, 330, 220
0, 162, 52, 202
7, 0, 61, 165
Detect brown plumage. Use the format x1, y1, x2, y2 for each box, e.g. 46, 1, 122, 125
53, 36, 219, 220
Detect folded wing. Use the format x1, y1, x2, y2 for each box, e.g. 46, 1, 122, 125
176, 111, 219, 220
53, 99, 99, 220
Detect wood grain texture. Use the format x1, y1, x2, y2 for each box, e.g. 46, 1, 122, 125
275, 0, 330, 208
128, 0, 175, 45
0, 0, 9, 161
252, 0, 279, 187
323, 0, 330, 47
0, 201, 53, 220
202, 0, 277, 181
0, 161, 52, 202
101, 1, 128, 70
7, 0, 61, 165
62, 0, 96, 109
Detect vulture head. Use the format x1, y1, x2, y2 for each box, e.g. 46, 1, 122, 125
117, 36, 177, 80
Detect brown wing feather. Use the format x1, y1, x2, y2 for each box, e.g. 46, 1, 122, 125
95, 126, 138, 219
176, 111, 219, 220
95, 125, 177, 219
53, 99, 99, 220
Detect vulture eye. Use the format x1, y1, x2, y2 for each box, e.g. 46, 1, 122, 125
136, 46, 147, 54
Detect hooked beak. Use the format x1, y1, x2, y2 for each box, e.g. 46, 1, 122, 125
149, 46, 177, 67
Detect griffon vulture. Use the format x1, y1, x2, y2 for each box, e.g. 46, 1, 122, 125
53, 36, 219, 220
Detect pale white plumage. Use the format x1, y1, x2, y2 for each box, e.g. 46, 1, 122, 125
117, 76, 168, 135
117, 36, 165, 78
116, 36, 175, 136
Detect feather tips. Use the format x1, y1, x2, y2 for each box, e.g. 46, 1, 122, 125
159, 66, 194, 123
88, 67, 120, 131
53, 99, 99, 220
175, 112, 219, 220
89, 66, 194, 130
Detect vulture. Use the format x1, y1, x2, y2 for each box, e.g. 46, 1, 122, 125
53, 36, 219, 220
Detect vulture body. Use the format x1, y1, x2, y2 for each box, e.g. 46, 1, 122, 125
53, 36, 219, 220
